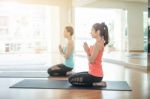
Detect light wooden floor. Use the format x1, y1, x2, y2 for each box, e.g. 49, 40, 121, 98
0, 62, 149, 99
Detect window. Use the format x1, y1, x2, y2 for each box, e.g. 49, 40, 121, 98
0, 3, 60, 69
143, 11, 148, 52
0, 3, 59, 54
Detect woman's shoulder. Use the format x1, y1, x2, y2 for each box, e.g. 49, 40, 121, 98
96, 40, 104, 46
68, 40, 74, 46
95, 42, 102, 47
94, 41, 104, 50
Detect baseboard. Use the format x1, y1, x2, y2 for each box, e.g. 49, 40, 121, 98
148, 67, 150, 72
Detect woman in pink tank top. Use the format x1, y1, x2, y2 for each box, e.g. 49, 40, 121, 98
68, 22, 109, 86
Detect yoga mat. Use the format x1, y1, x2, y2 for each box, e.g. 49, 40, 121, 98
0, 71, 67, 78
10, 79, 132, 91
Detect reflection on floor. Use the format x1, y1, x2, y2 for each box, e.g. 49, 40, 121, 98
125, 53, 147, 66
104, 51, 147, 71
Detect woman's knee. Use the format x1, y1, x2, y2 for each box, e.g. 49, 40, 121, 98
47, 68, 52, 74
47, 65, 58, 73
47, 68, 56, 76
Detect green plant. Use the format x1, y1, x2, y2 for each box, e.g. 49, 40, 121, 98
108, 41, 115, 48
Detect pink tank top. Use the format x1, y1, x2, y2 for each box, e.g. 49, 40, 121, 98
88, 45, 104, 77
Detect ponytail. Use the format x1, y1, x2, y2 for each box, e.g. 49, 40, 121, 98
92, 22, 109, 46
101, 22, 109, 46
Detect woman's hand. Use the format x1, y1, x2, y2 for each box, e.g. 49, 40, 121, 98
83, 42, 90, 55
59, 45, 63, 54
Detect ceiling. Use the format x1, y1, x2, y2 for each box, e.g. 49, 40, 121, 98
74, 0, 148, 6
113, 0, 147, 2
75, 0, 147, 3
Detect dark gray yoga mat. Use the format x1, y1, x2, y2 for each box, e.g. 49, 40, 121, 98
0, 71, 65, 78
10, 79, 132, 91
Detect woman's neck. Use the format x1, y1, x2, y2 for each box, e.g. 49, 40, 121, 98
95, 36, 102, 42
67, 36, 72, 41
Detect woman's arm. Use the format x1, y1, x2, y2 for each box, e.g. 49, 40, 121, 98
62, 41, 74, 59
59, 45, 64, 54
83, 42, 90, 56
87, 42, 103, 63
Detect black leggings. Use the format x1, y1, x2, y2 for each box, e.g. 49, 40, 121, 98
47, 64, 73, 76
68, 72, 103, 86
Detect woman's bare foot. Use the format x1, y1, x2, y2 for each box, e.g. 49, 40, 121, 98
93, 81, 107, 87
66, 71, 75, 76
51, 66, 60, 70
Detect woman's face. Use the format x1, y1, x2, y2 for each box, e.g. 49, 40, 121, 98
64, 28, 69, 38
91, 27, 99, 38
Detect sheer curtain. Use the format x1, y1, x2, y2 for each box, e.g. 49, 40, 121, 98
0, 3, 60, 71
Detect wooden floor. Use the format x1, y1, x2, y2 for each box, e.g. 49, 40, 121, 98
0, 62, 149, 99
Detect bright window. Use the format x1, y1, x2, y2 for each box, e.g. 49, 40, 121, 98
0, 3, 59, 54
0, 3, 60, 69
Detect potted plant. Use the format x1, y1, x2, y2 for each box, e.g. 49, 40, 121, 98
107, 41, 115, 52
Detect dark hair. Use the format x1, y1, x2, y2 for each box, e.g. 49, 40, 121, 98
65, 26, 74, 36
92, 22, 109, 46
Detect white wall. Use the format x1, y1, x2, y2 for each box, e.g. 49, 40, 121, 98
73, 0, 147, 51
127, 4, 145, 51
